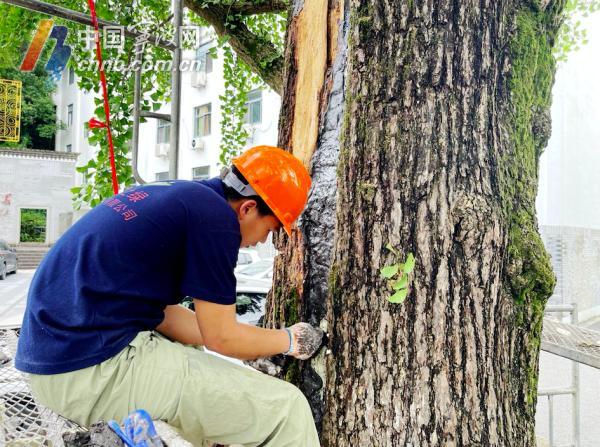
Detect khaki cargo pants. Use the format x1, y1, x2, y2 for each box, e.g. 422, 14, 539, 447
28, 331, 320, 447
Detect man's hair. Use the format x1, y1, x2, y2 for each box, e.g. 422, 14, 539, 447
221, 166, 275, 217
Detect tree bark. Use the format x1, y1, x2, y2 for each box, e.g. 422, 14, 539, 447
267, 0, 564, 445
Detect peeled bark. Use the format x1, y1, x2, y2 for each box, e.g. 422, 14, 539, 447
267, 0, 563, 445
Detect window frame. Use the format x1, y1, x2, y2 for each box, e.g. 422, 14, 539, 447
155, 171, 169, 181
194, 103, 212, 137
156, 119, 171, 144
244, 90, 262, 125
196, 42, 213, 74
67, 104, 74, 127
192, 165, 211, 181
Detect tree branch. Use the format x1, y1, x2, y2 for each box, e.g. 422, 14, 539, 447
227, 0, 288, 15
185, 0, 285, 92
185, 1, 287, 92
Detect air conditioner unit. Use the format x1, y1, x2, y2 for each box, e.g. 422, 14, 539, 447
155, 143, 169, 158
191, 138, 205, 151
191, 71, 207, 88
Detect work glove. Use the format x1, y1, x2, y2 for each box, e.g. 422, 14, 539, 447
283, 323, 324, 360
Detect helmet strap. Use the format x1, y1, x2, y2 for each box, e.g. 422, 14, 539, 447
222, 170, 259, 197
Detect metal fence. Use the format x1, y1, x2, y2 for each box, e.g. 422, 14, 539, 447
0, 327, 83, 446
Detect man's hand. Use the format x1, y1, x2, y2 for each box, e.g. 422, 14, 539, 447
285, 323, 324, 360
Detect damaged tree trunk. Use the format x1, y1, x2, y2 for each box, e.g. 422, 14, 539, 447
266, 0, 563, 445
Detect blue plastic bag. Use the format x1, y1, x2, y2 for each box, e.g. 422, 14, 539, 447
108, 409, 164, 447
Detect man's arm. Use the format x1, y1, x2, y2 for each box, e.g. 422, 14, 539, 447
193, 298, 289, 360
155, 304, 205, 346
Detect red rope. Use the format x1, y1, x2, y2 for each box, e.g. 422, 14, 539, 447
87, 0, 119, 195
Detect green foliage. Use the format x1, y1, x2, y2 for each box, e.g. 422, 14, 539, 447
0, 4, 41, 68
554, 0, 600, 62
0, 65, 61, 149
217, 12, 286, 166
20, 209, 47, 242
218, 42, 258, 165
380, 244, 415, 304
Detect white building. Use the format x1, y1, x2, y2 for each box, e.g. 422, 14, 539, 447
54, 34, 281, 185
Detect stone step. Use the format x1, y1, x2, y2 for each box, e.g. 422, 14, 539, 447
14, 245, 50, 269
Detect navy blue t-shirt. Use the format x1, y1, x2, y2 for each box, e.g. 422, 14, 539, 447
15, 178, 241, 375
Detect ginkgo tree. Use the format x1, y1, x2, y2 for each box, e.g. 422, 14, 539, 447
0, 0, 598, 445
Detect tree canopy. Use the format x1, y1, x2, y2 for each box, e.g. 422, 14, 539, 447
0, 65, 61, 150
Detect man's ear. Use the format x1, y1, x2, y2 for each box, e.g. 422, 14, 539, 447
240, 199, 258, 216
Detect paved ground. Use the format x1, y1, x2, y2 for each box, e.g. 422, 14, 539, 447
0, 269, 34, 328
1, 270, 599, 445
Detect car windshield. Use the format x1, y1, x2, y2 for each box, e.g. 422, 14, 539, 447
238, 260, 272, 276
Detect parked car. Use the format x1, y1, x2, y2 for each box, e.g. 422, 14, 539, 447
179, 257, 273, 327
235, 248, 261, 272
235, 287, 268, 327
234, 260, 274, 326
180, 285, 268, 327
235, 259, 273, 289
0, 255, 6, 281
0, 239, 17, 280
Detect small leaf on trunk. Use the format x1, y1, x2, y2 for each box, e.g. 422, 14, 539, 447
381, 264, 399, 278
388, 289, 408, 304
393, 275, 408, 290
403, 253, 415, 274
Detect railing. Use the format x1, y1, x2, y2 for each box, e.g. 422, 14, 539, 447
539, 304, 580, 447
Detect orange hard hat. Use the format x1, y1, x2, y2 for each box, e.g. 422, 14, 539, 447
232, 145, 311, 236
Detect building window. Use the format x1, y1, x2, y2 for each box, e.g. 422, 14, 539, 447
69, 66, 75, 85
196, 42, 213, 74
245, 90, 262, 125
155, 171, 169, 181
66, 144, 72, 153
67, 104, 73, 127
194, 103, 211, 137
156, 119, 170, 144
192, 166, 210, 180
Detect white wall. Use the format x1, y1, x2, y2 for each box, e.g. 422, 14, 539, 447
0, 149, 78, 244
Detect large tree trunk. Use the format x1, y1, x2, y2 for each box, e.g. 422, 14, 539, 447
266, 0, 563, 445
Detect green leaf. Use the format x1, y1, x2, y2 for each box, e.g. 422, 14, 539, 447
380, 264, 399, 279
403, 253, 415, 274
393, 275, 408, 290
387, 289, 408, 304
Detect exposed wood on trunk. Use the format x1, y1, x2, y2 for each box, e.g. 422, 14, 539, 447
290, 0, 328, 166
